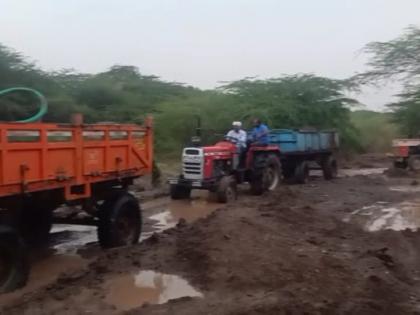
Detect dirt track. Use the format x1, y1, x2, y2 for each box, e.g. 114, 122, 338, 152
2, 157, 420, 314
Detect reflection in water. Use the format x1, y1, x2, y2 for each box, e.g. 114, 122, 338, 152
104, 270, 203, 310
51, 224, 98, 254
389, 185, 420, 193
339, 168, 386, 177
141, 197, 220, 239
345, 200, 420, 231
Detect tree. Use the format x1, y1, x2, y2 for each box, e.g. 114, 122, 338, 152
356, 26, 420, 136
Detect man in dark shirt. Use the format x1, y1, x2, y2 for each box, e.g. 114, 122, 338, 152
250, 118, 270, 145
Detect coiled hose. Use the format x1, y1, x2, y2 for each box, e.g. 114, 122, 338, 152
0, 87, 48, 122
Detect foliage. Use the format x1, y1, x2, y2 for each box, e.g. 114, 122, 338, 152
350, 110, 399, 152
357, 26, 420, 136
0, 43, 378, 158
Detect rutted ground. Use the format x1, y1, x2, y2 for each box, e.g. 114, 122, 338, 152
2, 157, 420, 314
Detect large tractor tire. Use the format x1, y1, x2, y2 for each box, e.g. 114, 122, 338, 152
250, 154, 282, 195
321, 155, 338, 180
295, 161, 310, 184
170, 185, 191, 200
20, 206, 53, 247
98, 191, 142, 248
408, 155, 420, 171
0, 226, 29, 293
216, 176, 237, 203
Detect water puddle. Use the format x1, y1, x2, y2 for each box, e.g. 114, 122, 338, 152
104, 270, 203, 310
51, 224, 98, 254
389, 185, 420, 193
142, 194, 220, 238
339, 168, 386, 177
345, 200, 420, 231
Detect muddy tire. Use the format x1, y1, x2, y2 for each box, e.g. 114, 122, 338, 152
170, 185, 191, 200
393, 159, 408, 169
295, 161, 309, 184
217, 176, 237, 203
265, 155, 282, 190
0, 226, 29, 293
322, 156, 338, 180
98, 191, 142, 248
250, 154, 281, 195
20, 207, 53, 247
408, 155, 420, 171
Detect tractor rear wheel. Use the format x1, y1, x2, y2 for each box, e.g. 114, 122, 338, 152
98, 191, 142, 248
0, 226, 29, 293
250, 154, 282, 195
170, 185, 191, 200
216, 176, 237, 203
408, 155, 420, 171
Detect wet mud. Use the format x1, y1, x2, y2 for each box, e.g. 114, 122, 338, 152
2, 159, 420, 314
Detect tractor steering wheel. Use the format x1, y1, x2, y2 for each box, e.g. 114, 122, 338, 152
224, 135, 238, 144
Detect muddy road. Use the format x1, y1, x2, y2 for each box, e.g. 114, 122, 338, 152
2, 159, 420, 314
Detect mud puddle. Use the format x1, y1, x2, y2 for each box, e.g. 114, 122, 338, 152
345, 200, 420, 231
0, 253, 89, 305
103, 270, 203, 311
0, 192, 218, 302
339, 168, 387, 177
141, 192, 220, 239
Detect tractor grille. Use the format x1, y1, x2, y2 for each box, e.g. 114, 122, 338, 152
182, 148, 203, 179
183, 161, 202, 175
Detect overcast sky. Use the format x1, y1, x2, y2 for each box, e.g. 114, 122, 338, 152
1, 0, 419, 110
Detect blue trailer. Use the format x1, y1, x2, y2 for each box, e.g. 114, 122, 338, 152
268, 129, 339, 183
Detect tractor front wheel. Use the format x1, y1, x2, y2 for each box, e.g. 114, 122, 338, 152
216, 176, 237, 203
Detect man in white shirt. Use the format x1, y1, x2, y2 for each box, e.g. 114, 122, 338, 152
226, 121, 247, 168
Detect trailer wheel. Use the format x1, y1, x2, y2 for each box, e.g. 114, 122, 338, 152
0, 226, 29, 293
322, 156, 338, 180
98, 192, 142, 248
217, 176, 237, 203
295, 161, 309, 184
20, 207, 53, 247
170, 185, 191, 200
408, 155, 420, 171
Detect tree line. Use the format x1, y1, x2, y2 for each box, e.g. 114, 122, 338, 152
1, 26, 419, 157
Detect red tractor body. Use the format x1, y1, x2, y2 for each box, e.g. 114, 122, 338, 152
169, 139, 282, 202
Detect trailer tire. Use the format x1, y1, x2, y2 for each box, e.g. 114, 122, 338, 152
322, 156, 338, 180
0, 226, 29, 293
170, 185, 191, 200
217, 176, 237, 203
295, 161, 309, 184
98, 191, 142, 248
408, 155, 420, 171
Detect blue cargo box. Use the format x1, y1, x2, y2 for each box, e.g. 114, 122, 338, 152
268, 129, 339, 153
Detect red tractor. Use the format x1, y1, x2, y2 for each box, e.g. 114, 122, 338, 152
169, 136, 282, 203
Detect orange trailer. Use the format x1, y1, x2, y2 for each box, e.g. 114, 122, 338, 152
0, 116, 153, 292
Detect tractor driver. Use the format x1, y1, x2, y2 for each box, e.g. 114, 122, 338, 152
250, 118, 270, 146
226, 121, 247, 168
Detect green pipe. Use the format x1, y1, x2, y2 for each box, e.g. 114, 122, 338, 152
0, 87, 48, 122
